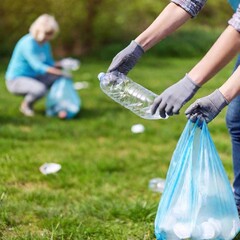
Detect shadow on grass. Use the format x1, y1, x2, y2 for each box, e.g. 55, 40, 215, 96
0, 105, 124, 126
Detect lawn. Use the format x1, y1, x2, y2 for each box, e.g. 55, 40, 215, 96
0, 55, 236, 239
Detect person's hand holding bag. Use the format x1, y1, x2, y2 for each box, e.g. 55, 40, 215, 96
151, 74, 200, 118
185, 89, 229, 123
107, 40, 144, 75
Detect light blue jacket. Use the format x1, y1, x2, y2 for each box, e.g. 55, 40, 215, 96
5, 34, 55, 80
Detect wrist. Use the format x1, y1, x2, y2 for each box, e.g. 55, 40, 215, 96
218, 87, 232, 103
211, 89, 229, 110
182, 74, 201, 93
134, 38, 148, 52
131, 40, 145, 57
219, 83, 240, 103
185, 73, 201, 87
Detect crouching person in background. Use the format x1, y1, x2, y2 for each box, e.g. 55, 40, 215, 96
5, 14, 69, 117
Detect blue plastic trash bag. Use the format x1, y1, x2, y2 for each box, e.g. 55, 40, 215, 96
46, 77, 81, 119
155, 120, 240, 240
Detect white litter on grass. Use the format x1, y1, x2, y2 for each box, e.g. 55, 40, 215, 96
39, 163, 61, 175
131, 124, 145, 134
149, 178, 166, 193
60, 58, 80, 71
74, 81, 89, 90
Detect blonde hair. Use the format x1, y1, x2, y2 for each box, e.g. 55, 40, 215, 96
29, 14, 59, 42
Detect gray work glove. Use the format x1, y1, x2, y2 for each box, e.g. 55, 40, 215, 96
151, 74, 200, 118
185, 89, 229, 123
107, 40, 144, 75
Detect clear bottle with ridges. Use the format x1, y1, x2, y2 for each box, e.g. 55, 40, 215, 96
98, 71, 167, 120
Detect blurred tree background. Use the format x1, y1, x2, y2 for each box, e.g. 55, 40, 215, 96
0, 1, 237, 238
0, 0, 233, 58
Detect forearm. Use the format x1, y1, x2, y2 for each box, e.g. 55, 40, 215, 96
219, 65, 240, 102
46, 66, 64, 76
135, 3, 191, 51
188, 26, 240, 86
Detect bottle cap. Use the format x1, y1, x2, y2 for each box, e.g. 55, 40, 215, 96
98, 72, 105, 81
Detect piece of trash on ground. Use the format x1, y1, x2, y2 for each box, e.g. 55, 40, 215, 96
60, 58, 80, 71
149, 178, 166, 193
39, 163, 61, 175
74, 81, 89, 90
131, 124, 145, 133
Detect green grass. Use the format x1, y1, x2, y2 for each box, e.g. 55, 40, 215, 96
93, 27, 222, 60
0, 55, 236, 239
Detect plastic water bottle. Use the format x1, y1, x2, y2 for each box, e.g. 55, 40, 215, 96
98, 72, 167, 120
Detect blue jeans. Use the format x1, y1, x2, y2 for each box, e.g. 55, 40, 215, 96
226, 55, 240, 208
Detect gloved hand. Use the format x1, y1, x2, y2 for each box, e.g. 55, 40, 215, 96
151, 74, 200, 118
107, 40, 144, 75
185, 89, 229, 123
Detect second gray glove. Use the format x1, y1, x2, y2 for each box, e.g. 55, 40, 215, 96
151, 74, 200, 118
107, 40, 144, 75
185, 89, 229, 123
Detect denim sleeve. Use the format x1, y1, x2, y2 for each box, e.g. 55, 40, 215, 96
171, 0, 207, 17
228, 4, 240, 32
